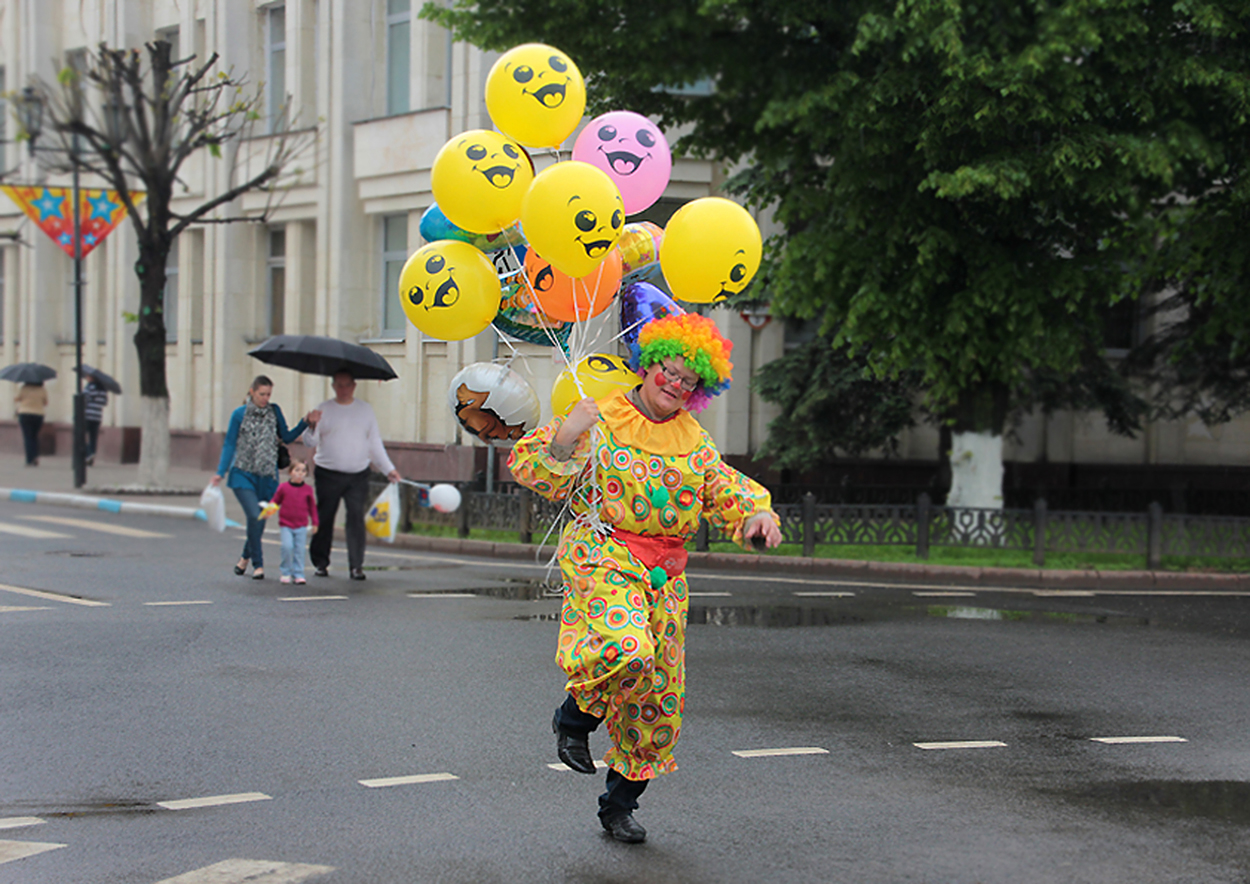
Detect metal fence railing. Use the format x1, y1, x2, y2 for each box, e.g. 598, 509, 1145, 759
373, 478, 1250, 568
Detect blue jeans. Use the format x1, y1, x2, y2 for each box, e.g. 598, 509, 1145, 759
231, 485, 267, 568
280, 526, 308, 579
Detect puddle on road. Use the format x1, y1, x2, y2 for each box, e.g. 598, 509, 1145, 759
405, 579, 562, 601
683, 603, 1151, 629
1063, 780, 1250, 826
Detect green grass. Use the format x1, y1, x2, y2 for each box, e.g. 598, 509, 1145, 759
403, 522, 1249, 573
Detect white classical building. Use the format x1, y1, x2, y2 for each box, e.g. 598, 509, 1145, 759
2, 0, 1248, 495
0, 0, 787, 480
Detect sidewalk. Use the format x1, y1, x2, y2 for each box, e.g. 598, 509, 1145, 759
0, 452, 246, 522
3, 452, 1246, 591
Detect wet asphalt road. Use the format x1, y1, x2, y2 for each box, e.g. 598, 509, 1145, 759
3, 500, 1250, 883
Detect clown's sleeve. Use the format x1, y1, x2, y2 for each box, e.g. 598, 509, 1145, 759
507, 416, 593, 502
698, 434, 779, 549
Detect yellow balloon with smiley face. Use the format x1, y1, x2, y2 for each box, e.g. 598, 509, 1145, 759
398, 240, 501, 341
659, 197, 763, 303
521, 161, 626, 279
431, 130, 535, 234
486, 44, 587, 149
550, 353, 638, 416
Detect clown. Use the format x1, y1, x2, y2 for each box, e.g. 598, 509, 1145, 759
508, 313, 782, 844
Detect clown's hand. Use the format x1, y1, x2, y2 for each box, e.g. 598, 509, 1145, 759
555, 398, 601, 446
744, 512, 782, 550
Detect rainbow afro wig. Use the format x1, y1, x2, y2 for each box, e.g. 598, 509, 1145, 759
629, 312, 733, 413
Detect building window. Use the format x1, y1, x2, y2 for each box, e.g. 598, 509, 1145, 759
267, 5, 287, 133
1102, 297, 1139, 354
267, 228, 286, 336
386, 0, 411, 116
381, 214, 408, 336
164, 239, 179, 343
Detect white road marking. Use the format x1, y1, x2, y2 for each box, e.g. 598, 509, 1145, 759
358, 773, 459, 788
0, 521, 72, 539
145, 600, 213, 606
794, 591, 856, 598
0, 606, 53, 613
20, 514, 172, 538
261, 540, 1250, 598
914, 740, 1008, 750
157, 792, 272, 811
913, 591, 976, 597
0, 583, 110, 607
278, 596, 348, 602
0, 839, 66, 865
689, 591, 733, 597
0, 818, 43, 830
1090, 735, 1188, 745
732, 747, 830, 758
406, 592, 478, 599
1033, 590, 1096, 597
548, 760, 610, 771
153, 858, 335, 883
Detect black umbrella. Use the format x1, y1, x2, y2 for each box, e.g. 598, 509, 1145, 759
248, 335, 399, 381
78, 364, 123, 394
0, 362, 57, 384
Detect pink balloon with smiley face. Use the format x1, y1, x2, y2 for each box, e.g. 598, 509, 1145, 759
572, 111, 672, 216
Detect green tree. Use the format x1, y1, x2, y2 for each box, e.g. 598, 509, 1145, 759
427, 0, 1249, 503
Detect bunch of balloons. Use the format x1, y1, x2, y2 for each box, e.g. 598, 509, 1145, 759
399, 42, 766, 441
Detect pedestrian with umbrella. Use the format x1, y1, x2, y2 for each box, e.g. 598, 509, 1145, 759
1, 363, 57, 466
247, 335, 401, 581
78, 365, 121, 466
211, 374, 316, 580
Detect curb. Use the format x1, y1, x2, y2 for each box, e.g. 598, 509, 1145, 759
1, 486, 245, 529
352, 529, 1250, 592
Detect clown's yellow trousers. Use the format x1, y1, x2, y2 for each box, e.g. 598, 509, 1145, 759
556, 531, 687, 780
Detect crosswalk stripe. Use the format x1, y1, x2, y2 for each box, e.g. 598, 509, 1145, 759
732, 747, 830, 758
144, 601, 213, 606
0, 818, 44, 830
152, 858, 335, 883
0, 521, 72, 539
548, 760, 610, 771
914, 740, 1008, 750
0, 839, 66, 865
358, 773, 459, 788
0, 606, 53, 613
157, 792, 272, 811
1090, 735, 1187, 744
0, 583, 110, 607
19, 515, 171, 538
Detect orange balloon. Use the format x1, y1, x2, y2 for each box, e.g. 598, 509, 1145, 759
523, 248, 622, 323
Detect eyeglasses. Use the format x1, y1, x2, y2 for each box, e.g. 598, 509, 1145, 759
658, 363, 700, 392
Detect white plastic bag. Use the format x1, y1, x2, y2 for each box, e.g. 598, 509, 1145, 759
199, 482, 227, 533
365, 483, 400, 543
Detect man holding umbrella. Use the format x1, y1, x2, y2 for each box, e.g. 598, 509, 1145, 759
248, 335, 403, 581
302, 371, 401, 581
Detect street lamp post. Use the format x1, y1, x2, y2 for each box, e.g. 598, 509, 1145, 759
18, 87, 88, 489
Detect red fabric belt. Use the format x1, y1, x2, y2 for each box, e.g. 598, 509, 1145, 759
613, 528, 688, 578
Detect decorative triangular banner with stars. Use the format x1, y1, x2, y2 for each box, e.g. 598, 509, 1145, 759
1, 185, 145, 258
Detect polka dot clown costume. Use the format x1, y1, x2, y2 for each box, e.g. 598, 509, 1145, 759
508, 312, 778, 842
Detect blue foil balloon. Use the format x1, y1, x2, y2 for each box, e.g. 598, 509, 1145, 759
619, 281, 684, 348
420, 203, 526, 253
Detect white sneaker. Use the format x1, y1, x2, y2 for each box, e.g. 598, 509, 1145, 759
280, 576, 291, 584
